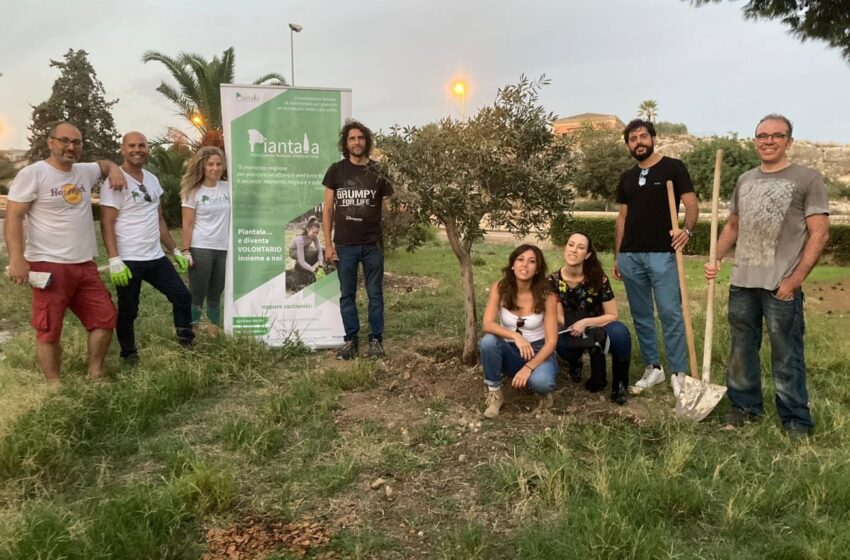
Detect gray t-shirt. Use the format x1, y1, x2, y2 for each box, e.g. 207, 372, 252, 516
729, 163, 829, 290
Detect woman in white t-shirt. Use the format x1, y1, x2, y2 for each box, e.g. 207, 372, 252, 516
480, 244, 559, 419
180, 146, 231, 335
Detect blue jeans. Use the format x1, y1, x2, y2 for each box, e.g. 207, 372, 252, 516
726, 286, 812, 431
556, 320, 632, 364
116, 256, 194, 358
617, 252, 687, 372
479, 334, 558, 394
336, 243, 384, 342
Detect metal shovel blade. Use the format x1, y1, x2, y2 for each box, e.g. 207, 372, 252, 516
675, 376, 727, 422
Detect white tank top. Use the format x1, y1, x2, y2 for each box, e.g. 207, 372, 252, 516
499, 307, 546, 343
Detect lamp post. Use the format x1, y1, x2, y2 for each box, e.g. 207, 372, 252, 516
453, 81, 466, 121
289, 23, 303, 86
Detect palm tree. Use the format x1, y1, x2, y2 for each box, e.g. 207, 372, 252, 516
637, 99, 659, 122
142, 47, 286, 138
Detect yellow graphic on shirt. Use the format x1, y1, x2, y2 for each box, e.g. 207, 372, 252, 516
62, 183, 83, 205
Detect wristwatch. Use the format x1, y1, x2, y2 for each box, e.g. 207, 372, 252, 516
682, 227, 692, 237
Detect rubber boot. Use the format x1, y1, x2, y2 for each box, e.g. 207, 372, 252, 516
568, 359, 582, 383
191, 304, 203, 325
207, 304, 222, 336
611, 357, 630, 405
207, 304, 221, 327
584, 348, 607, 393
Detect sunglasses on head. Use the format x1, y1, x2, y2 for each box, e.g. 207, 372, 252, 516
638, 168, 649, 187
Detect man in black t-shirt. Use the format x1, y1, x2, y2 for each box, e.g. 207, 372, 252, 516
322, 120, 394, 360
613, 119, 698, 396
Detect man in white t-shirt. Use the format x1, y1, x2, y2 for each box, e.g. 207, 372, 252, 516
99, 131, 193, 364
4, 121, 126, 382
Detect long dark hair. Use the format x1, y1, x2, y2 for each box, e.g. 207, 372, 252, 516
338, 119, 373, 158
498, 244, 549, 314
569, 232, 604, 292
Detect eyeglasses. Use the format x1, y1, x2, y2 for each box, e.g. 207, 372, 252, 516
138, 183, 152, 202
50, 136, 83, 147
638, 168, 649, 187
755, 133, 788, 142
515, 317, 526, 334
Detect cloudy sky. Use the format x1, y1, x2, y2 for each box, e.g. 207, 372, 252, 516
2, 0, 849, 150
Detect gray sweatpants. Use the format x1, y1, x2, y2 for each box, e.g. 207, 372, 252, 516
188, 247, 227, 324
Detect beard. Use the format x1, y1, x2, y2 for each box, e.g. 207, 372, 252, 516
630, 142, 654, 162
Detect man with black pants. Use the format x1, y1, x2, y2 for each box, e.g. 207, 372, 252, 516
613, 119, 698, 396
100, 131, 193, 364
322, 120, 394, 360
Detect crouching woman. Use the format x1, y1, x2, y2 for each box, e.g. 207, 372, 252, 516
550, 233, 632, 405
480, 244, 559, 418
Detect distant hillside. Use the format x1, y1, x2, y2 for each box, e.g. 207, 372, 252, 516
656, 135, 850, 191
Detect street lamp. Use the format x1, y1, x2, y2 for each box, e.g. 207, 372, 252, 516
453, 81, 466, 121
289, 23, 303, 86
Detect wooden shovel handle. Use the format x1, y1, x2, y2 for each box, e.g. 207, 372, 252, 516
667, 180, 699, 378
702, 150, 723, 382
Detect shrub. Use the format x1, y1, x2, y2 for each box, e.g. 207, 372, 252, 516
681, 137, 759, 201
551, 215, 850, 262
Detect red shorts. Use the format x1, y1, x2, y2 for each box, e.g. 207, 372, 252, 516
29, 261, 117, 343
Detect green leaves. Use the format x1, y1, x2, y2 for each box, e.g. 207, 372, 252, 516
142, 47, 286, 138
681, 136, 760, 200
26, 49, 121, 163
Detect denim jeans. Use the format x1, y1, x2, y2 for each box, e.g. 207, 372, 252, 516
726, 286, 812, 431
336, 243, 384, 342
479, 334, 558, 394
556, 320, 632, 365
116, 256, 194, 358
617, 252, 687, 372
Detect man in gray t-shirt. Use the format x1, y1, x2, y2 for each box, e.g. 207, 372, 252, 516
705, 114, 829, 437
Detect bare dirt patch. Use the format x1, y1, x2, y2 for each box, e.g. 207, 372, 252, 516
321, 338, 655, 556
203, 516, 336, 559
373, 271, 440, 293
806, 280, 850, 315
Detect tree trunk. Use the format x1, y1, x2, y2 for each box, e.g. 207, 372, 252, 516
443, 219, 479, 365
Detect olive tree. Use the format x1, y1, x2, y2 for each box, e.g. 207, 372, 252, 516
381, 76, 577, 364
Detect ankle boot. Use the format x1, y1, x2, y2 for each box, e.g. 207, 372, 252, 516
611, 357, 630, 405
584, 348, 607, 393
568, 360, 582, 383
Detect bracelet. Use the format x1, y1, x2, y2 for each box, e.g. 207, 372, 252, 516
682, 227, 693, 237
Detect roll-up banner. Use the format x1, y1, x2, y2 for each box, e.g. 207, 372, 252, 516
221, 84, 351, 347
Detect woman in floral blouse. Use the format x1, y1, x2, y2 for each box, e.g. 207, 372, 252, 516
549, 233, 632, 405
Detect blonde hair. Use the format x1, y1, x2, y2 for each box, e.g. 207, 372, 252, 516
180, 146, 225, 201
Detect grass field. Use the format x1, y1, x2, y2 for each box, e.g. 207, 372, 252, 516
1, 234, 849, 559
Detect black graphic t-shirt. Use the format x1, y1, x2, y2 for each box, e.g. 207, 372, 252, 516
616, 156, 694, 253
547, 270, 615, 319
323, 159, 394, 245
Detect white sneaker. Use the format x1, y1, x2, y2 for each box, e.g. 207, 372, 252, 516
630, 365, 665, 394
671, 372, 687, 397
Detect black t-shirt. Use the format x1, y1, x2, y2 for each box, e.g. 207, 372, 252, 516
616, 156, 694, 253
322, 158, 394, 245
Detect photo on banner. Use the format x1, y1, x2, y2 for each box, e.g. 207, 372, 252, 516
221, 84, 352, 348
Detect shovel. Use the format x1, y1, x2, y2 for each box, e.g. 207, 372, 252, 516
671, 151, 727, 421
